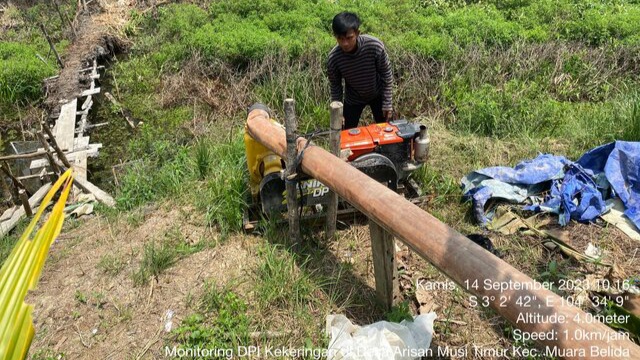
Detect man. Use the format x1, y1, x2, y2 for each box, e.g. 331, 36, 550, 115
327, 12, 394, 129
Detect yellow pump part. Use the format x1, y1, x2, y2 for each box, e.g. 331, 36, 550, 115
244, 122, 283, 196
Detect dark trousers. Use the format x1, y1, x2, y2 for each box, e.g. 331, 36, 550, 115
343, 96, 385, 129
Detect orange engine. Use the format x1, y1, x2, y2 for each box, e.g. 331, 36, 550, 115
340, 123, 404, 161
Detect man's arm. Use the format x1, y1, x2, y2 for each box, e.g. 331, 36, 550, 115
327, 56, 343, 103
376, 44, 393, 117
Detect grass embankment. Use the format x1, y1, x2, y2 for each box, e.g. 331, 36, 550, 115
5, 0, 640, 357
0, 1, 77, 269
0, 2, 75, 137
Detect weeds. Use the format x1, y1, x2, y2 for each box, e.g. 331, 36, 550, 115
195, 140, 212, 179
254, 243, 316, 309
132, 241, 178, 286
74, 290, 87, 304
172, 283, 250, 350
538, 260, 568, 283
386, 301, 413, 323
97, 254, 125, 276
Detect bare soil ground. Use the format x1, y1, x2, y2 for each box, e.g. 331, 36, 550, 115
28, 204, 262, 359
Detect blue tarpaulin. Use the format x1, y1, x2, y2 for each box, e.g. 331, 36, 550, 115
461, 141, 640, 229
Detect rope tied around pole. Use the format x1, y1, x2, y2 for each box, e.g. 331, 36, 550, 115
284, 130, 323, 219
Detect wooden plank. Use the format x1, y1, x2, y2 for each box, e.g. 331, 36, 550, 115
73, 137, 90, 150
0, 206, 17, 222
81, 96, 92, 110
78, 122, 108, 132
0, 151, 47, 161
29, 144, 102, 169
0, 184, 52, 237
77, 112, 88, 134
53, 99, 78, 152
80, 87, 100, 97
73, 177, 115, 207
46, 65, 103, 79
78, 65, 104, 73
369, 220, 398, 311
17, 171, 55, 181
73, 154, 87, 182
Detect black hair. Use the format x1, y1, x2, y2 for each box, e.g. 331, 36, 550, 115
332, 12, 360, 36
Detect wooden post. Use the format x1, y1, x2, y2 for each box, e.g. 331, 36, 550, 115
38, 23, 64, 69
369, 220, 398, 311
53, 0, 76, 38
18, 189, 33, 217
284, 99, 300, 245
1, 162, 27, 194
36, 132, 62, 176
326, 101, 343, 240
41, 124, 72, 169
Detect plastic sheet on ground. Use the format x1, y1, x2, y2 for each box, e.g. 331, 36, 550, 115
326, 313, 436, 360
462, 141, 640, 233
601, 199, 640, 242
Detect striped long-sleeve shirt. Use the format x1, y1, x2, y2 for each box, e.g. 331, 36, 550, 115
327, 35, 393, 110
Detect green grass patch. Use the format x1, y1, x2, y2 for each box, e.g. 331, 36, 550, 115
133, 240, 179, 286
0, 42, 57, 107
171, 283, 250, 350
132, 226, 206, 286
190, 136, 248, 236
254, 242, 318, 309
97, 253, 126, 276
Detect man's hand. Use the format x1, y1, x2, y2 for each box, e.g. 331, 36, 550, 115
383, 109, 393, 121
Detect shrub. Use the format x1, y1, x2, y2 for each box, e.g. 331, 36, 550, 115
443, 5, 523, 47
157, 3, 208, 39
188, 20, 284, 63
450, 81, 565, 138
391, 33, 452, 60
0, 42, 56, 106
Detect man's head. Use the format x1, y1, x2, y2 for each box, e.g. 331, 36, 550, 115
332, 12, 360, 53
